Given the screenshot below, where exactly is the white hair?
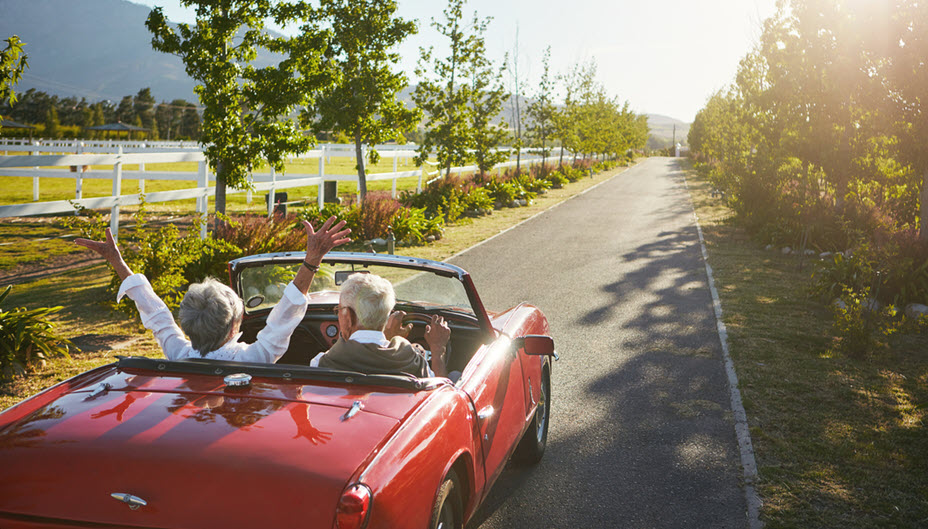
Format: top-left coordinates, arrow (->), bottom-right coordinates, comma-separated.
178,277 -> 244,355
339,273 -> 395,330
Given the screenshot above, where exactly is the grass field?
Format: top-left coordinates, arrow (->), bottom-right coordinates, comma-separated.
0,160 -> 626,410
0,155 -> 423,207
685,162 -> 928,528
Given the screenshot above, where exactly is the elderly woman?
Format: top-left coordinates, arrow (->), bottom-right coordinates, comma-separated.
75,217 -> 350,363
309,272 -> 451,378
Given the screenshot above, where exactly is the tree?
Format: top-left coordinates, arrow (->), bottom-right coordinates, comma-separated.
180,102 -> 201,140
115,95 -> 134,124
133,88 -> 156,130
90,103 -> 105,139
146,1 -> 333,214
526,46 -> 557,168
154,101 -> 173,140
414,0 -> 487,177
44,106 -> 60,139
312,0 -> 420,204
508,26 -> 525,171
887,0 -> 928,240
0,36 -> 28,126
465,17 -> 507,177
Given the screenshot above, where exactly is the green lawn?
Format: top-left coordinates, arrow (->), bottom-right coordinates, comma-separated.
0,155 -> 424,208
685,162 -> 928,528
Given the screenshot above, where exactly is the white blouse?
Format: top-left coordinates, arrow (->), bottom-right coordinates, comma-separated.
118,274 -> 308,363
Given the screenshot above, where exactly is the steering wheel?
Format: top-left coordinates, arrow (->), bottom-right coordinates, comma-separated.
401,313 -> 434,326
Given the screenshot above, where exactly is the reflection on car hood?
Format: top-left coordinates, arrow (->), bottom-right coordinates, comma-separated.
0,368 -> 431,528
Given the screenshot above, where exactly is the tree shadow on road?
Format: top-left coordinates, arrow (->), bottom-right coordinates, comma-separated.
469,161 -> 749,528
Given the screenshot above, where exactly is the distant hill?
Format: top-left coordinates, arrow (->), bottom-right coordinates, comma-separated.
1,0 -> 689,144
646,114 -> 690,149
0,0 -> 279,103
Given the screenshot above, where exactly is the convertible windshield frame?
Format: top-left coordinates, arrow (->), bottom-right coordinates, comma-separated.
229,251 -> 495,335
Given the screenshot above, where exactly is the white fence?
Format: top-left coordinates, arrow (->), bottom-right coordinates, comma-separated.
0,141 -> 560,239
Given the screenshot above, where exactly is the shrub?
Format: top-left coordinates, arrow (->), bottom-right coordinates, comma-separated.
298,202 -> 347,229
58,202 -> 108,240
214,213 -> 306,255
461,185 -> 494,213
484,179 -> 519,206
512,173 -> 550,194
830,286 -> 901,358
356,194 -> 401,241
545,171 -> 568,188
811,253 -> 874,303
0,285 -> 73,379
391,206 -> 444,244
400,175 -> 468,223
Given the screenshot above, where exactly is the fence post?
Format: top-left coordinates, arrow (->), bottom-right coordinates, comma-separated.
197,161 -> 208,239
139,159 -> 146,194
416,169 -> 423,193
317,145 -> 325,210
267,166 -> 277,217
75,142 -> 83,214
110,145 -> 123,240
32,142 -> 39,201
246,174 -> 253,204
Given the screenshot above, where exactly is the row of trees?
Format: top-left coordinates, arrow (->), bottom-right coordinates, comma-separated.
0,88 -> 202,140
3,0 -> 647,212
690,0 -> 927,240
688,0 -> 928,305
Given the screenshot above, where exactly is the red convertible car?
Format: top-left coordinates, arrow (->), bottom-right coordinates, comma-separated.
0,252 -> 556,529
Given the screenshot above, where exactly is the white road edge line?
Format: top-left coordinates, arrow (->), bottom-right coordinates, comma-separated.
682,171 -> 763,529
447,160 -> 645,262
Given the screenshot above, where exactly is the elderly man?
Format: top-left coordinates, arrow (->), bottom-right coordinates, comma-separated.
310,272 -> 451,378
75,217 -> 351,363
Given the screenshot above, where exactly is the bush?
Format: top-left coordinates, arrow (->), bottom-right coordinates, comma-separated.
356,194 -> 401,241
0,285 -> 73,379
811,253 -> 874,303
830,286 -> 901,358
214,213 -> 306,255
298,202 -> 347,230
401,175 -> 469,223
391,207 -> 444,244
461,185 -> 494,213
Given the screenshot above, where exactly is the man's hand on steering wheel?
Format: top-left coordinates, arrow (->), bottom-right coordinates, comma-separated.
384,310 -> 413,339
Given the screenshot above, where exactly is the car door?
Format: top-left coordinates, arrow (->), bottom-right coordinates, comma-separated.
459,336 -> 527,490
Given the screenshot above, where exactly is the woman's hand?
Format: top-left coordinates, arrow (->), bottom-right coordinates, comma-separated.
74,228 -> 133,280
303,216 -> 351,265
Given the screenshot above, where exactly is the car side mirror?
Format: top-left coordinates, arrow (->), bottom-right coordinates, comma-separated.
513,335 -> 556,358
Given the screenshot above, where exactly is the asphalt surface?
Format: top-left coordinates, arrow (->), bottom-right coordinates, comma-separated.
451,158 -> 748,528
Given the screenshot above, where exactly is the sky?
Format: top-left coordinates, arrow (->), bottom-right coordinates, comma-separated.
131,0 -> 778,123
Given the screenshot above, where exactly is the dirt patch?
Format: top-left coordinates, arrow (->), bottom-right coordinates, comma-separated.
70,333 -> 140,353
0,249 -> 103,287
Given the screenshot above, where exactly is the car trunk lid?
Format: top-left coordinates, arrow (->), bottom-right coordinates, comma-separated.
0,368 -> 429,528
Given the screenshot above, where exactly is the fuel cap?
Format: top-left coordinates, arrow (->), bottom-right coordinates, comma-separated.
224,373 -> 252,387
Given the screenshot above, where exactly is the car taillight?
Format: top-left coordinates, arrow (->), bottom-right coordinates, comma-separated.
335,483 -> 372,529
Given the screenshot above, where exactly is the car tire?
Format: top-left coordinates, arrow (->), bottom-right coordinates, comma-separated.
515,363 -> 550,464
430,468 -> 463,529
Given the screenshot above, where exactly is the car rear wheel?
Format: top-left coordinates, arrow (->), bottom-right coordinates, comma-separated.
430,469 -> 463,529
515,364 -> 550,464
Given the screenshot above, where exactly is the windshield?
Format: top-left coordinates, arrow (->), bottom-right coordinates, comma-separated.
239,261 -> 475,316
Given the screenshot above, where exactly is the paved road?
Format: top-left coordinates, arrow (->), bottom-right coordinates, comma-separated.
450,158 -> 748,528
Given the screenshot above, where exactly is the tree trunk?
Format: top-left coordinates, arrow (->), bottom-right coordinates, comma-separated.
215,160 -> 227,216
355,133 -> 367,205
920,167 -> 928,242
